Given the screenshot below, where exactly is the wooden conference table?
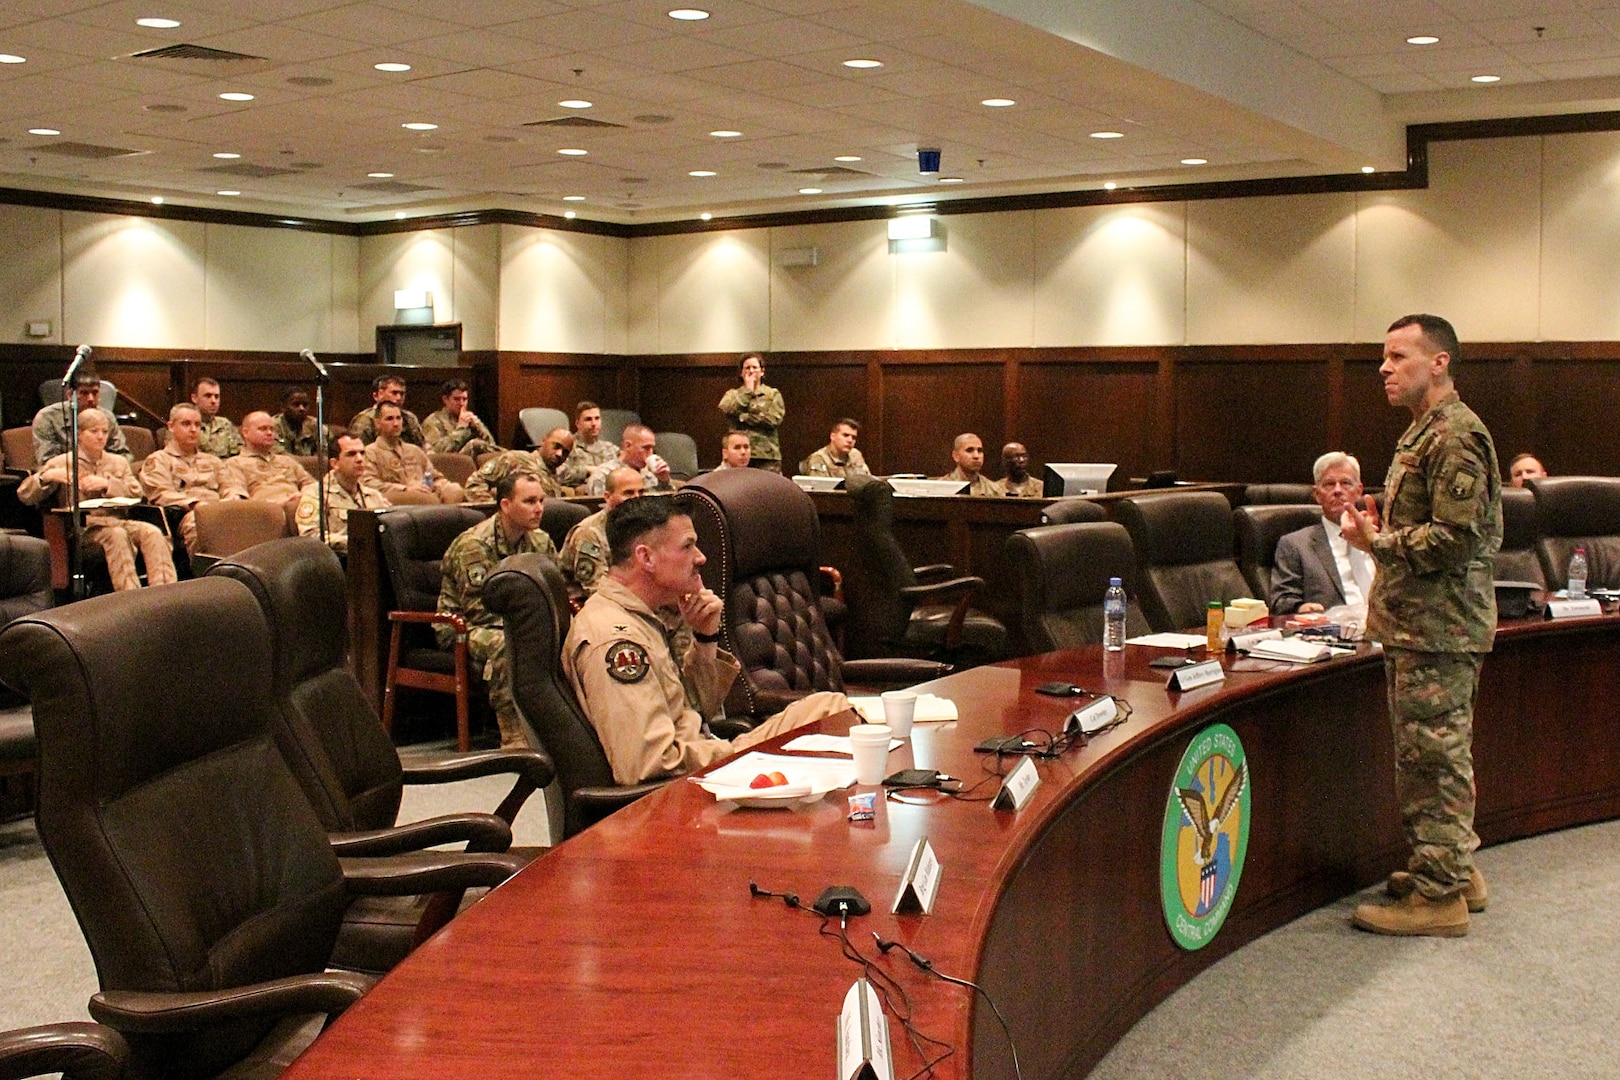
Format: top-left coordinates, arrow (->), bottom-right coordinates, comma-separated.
285,611 -> 1620,1080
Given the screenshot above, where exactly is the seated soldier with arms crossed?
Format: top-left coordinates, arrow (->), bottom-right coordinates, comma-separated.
139,402 -> 226,555
220,411 -> 317,511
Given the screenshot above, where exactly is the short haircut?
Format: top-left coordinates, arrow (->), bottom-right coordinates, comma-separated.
607,495 -> 682,565
376,401 -> 403,419
953,432 -> 981,451
1312,451 -> 1362,485
440,378 -> 469,396
372,374 -> 406,392
190,376 -> 218,393
77,407 -> 110,432
1388,314 -> 1461,364
575,400 -> 599,420
605,464 -> 641,495
168,402 -> 201,422
1510,452 -> 1542,468
721,430 -> 749,449
833,418 -> 859,433
281,386 -> 308,405
329,429 -> 359,461
495,467 -> 541,503
72,368 -> 101,390
621,422 -> 654,446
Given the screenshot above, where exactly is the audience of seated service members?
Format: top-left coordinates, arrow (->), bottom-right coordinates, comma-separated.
437,469 -> 556,749
18,407 -> 176,591
1270,451 -> 1376,616
803,418 -> 870,478
1509,453 -> 1547,488
191,376 -> 243,459
297,431 -> 389,555
362,402 -> 465,504
995,442 -> 1043,497
139,402 -> 226,554
559,465 -> 645,593
558,401 -> 618,488
271,387 -> 319,456
718,352 -> 785,473
715,431 -> 751,470
465,430 -> 575,502
562,496 -> 848,785
220,411 -> 317,510
33,366 -> 132,464
423,378 -> 501,457
350,374 -> 426,446
936,432 -> 997,495
586,423 -> 675,496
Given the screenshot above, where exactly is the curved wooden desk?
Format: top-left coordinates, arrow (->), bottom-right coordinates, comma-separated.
284,614 -> 1620,1080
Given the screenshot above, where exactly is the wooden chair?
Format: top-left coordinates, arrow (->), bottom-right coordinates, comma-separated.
118,425 -> 154,464
429,452 -> 476,487
1,427 -> 35,474
190,500 -> 292,574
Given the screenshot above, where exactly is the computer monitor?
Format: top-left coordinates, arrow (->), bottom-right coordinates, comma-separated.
1043,463 -> 1118,497
888,478 -> 970,497
792,475 -> 845,492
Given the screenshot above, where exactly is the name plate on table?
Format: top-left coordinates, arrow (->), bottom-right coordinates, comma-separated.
891,838 -> 941,915
838,978 -> 893,1080
1546,598 -> 1603,620
1167,659 -> 1225,692
992,756 -> 1041,811
1067,696 -> 1117,736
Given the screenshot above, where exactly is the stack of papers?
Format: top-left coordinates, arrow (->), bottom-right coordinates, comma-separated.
1247,638 -> 1343,664
1125,632 -> 1209,649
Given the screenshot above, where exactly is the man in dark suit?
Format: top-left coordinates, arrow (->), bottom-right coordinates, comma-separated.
1270,451 -> 1375,615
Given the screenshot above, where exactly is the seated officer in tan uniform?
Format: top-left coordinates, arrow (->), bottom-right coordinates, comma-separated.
219,411 -> 316,510
562,496 -> 848,786
297,431 -> 390,554
993,442 -> 1043,497
934,433 -> 998,496
558,464 -> 644,593
362,402 -> 465,504
139,402 -> 226,554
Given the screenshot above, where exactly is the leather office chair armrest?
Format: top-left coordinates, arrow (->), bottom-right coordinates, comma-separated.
339,851 -> 528,894
387,609 -> 468,634
709,718 -> 755,740
401,748 -> 555,825
899,575 -> 984,648
328,812 -> 513,857
912,563 -> 960,583
571,784 -> 668,829
839,658 -> 951,687
0,1022 -> 128,1080
818,565 -> 844,600
88,972 -> 375,1034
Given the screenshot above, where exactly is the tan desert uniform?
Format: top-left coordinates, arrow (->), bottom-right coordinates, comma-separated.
803,445 -> 869,478
197,414 -> 243,459
558,507 -> 611,593
296,473 -> 390,554
362,435 -> 465,503
559,438 -> 618,488
464,451 -> 566,502
350,406 -> 425,447
585,458 -> 673,496
937,466 -> 998,497
220,448 -> 315,504
139,443 -> 226,552
272,414 -> 319,456
19,451 -> 176,591
995,474 -> 1044,498
423,408 -> 500,457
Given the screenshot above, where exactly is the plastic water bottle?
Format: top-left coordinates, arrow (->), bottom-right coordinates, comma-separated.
1568,546 -> 1589,599
1104,577 -> 1127,652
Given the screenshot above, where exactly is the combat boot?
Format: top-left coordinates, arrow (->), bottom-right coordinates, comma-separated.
1352,891 -> 1469,937
1386,866 -> 1489,912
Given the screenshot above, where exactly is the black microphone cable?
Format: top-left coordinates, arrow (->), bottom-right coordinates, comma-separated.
874,933 -> 1023,1080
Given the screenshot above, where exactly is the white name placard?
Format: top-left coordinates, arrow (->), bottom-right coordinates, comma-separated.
1167,659 -> 1226,692
992,756 -> 1041,811
892,838 -> 941,915
1068,696 -> 1117,736
838,978 -> 893,1080
1546,598 -> 1603,620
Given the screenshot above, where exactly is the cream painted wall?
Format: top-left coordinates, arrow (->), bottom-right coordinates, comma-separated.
768,219 -> 893,351
1034,202 -> 1187,347
204,223 -> 351,352
1541,130 -> 1620,341
634,230 -> 772,354
0,205 -> 63,346
358,229 -> 456,343
62,211 -> 206,348
499,225 -> 628,354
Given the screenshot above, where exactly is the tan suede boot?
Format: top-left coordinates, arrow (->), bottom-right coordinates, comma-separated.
1352,891 -> 1470,937
1386,866 -> 1489,912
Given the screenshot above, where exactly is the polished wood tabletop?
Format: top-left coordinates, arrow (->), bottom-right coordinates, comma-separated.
284,612 -> 1620,1080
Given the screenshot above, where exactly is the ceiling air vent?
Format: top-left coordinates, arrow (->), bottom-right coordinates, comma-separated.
35,141 -> 147,159
523,116 -> 626,129
353,180 -> 438,194
790,166 -> 872,178
200,163 -> 298,178
130,44 -> 265,62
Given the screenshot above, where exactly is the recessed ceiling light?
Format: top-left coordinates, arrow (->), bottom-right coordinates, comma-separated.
798,187 -> 822,195
710,130 -> 742,138
151,196 -> 164,204
219,92 -> 255,101
402,122 -> 438,130
981,98 -> 1015,107
668,8 -> 709,19
689,169 -> 716,176
843,59 -> 882,69
0,54 -> 25,64
27,128 -> 59,136
367,171 -> 394,178
216,190 -> 240,196
213,152 -> 240,159
1180,157 -> 1207,165
1471,74 -> 1501,83
1406,35 -> 1439,45
834,155 -> 862,162
1362,165 -> 1376,174
938,176 -> 964,183
564,211 -> 576,219
557,147 -> 588,155
374,62 -> 411,72
1103,182 -> 1117,190
1090,130 -> 1125,139
558,99 -> 592,109
700,212 -> 712,220
136,17 -> 181,28
563,195 -> 586,201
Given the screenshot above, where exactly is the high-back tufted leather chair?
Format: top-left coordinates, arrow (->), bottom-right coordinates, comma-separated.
1243,483 -> 1315,505
1006,522 -> 1151,654
1528,476 -> 1620,589
1115,491 -> 1253,632
484,553 -> 667,840
1040,498 -> 1108,525
1494,485 -> 1546,588
1233,503 -> 1324,602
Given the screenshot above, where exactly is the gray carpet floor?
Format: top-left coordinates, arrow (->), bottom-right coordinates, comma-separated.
2,764 -> 1614,1078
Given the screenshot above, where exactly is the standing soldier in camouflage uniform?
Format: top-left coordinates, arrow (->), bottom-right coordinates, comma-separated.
717,353 -> 785,473
1343,314 -> 1501,937
559,465 -> 644,592
437,469 -> 557,749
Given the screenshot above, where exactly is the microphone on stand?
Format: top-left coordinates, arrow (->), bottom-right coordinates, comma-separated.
300,349 -> 329,546
62,345 -> 93,600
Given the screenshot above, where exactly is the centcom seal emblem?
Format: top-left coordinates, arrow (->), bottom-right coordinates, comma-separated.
1160,723 -> 1250,951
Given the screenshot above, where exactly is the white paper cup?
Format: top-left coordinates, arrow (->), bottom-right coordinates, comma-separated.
848,723 -> 892,785
880,690 -> 918,738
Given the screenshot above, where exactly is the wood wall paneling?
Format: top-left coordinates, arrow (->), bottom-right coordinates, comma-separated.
880,360 -> 1006,477
1532,356 -> 1620,478
1016,359 -> 1162,482
496,352 -> 628,449
1173,358 -> 1334,483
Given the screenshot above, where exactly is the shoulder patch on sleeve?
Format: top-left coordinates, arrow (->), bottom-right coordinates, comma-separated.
605,639 -> 650,683
1447,466 -> 1478,501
